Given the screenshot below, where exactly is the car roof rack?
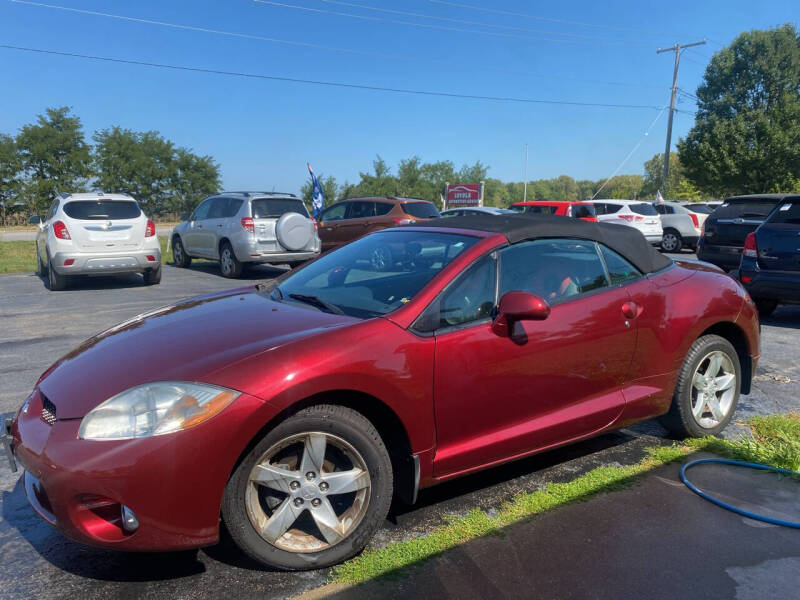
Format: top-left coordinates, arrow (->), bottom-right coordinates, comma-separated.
221,191 -> 297,198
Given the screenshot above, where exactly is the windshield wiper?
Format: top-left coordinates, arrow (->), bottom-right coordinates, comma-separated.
288,293 -> 344,315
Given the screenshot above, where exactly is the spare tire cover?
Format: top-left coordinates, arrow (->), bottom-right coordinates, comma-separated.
276,212 -> 314,251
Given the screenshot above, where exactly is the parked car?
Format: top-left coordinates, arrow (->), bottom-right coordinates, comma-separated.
441,206 -> 515,217
172,192 -> 320,278
317,197 -> 440,253
737,196 -> 800,316
511,201 -> 598,221
592,200 -> 663,244
680,202 -> 720,228
653,201 -> 701,252
6,214 -> 759,571
697,194 -> 786,272
31,192 -> 161,290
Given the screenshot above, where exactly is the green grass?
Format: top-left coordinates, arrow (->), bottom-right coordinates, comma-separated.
0,238 -> 173,274
332,414 -> 800,585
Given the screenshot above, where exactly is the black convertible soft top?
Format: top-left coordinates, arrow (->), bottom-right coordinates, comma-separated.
407,213 -> 673,274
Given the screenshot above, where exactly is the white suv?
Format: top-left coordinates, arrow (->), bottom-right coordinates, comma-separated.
592,200 -> 663,245
32,192 -> 161,290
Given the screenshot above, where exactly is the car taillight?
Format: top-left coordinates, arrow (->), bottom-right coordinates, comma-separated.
53,220 -> 71,240
393,217 -> 414,225
619,214 -> 643,222
689,213 -> 699,228
743,232 -> 758,258
241,217 -> 255,234
145,220 -> 156,237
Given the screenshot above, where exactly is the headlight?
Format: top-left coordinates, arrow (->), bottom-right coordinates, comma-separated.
78,382 -> 240,440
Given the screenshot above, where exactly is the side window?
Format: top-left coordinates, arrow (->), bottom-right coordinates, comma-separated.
593,203 -> 606,216
415,255 -> 496,332
606,204 -> 622,214
347,201 -> 375,219
46,200 -> 59,221
191,198 -> 213,221
525,205 -> 556,215
499,239 -> 609,304
655,204 -> 666,214
208,197 -> 229,219
768,202 -> 800,225
225,198 -> 243,218
599,245 -> 642,284
321,203 -> 347,222
374,202 -> 393,216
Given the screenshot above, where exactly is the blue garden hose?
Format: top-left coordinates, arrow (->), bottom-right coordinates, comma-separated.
680,458 -> 800,529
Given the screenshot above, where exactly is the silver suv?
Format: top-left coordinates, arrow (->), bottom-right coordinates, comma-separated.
32,192 -> 161,291
172,192 -> 320,278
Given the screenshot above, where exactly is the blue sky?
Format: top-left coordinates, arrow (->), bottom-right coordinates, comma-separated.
1,0 -> 797,195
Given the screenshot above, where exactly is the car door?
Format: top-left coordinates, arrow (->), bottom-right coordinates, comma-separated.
202,197 -> 229,258
336,201 -> 374,241
318,203 -> 349,252
430,239 -> 637,476
183,197 -> 214,255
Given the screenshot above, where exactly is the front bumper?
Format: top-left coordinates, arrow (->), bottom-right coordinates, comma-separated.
51,248 -> 161,275
10,388 -> 272,551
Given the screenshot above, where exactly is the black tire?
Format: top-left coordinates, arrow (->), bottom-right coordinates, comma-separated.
143,265 -> 162,285
36,244 -> 46,277
659,334 -> 740,438
660,229 -> 683,253
219,241 -> 243,278
755,299 -> 777,318
172,236 -> 192,268
47,258 -> 67,291
222,404 -> 393,571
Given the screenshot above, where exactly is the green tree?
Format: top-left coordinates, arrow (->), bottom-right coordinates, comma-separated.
169,148 -> 221,214
679,24 -> 800,195
0,134 -> 22,206
16,107 -> 92,215
595,174 -> 643,199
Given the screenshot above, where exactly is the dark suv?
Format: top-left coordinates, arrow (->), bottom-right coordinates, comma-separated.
737,196 -> 800,316
317,197 -> 441,253
696,194 -> 786,271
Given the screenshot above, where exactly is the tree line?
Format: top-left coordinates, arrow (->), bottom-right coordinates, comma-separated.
0,107 -> 220,223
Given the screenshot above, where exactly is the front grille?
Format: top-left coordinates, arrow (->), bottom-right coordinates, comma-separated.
41,395 -> 57,425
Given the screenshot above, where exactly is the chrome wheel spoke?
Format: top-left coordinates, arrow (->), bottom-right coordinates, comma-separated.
300,433 -> 327,474
707,394 -> 724,421
310,498 -> 344,545
692,372 -> 707,392
706,354 -> 723,378
252,464 -> 300,493
714,373 -> 736,392
693,393 -> 707,418
321,468 -> 369,495
261,499 -> 303,543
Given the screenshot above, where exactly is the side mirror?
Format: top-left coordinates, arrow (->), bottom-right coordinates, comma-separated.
180,213 -> 190,221
28,215 -> 41,225
491,291 -> 550,337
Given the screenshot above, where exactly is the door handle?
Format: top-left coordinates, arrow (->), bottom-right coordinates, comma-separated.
217,224 -> 223,228
197,224 -> 203,228
621,301 -> 640,319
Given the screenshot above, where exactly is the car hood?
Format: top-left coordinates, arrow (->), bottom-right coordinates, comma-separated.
38,287 -> 359,419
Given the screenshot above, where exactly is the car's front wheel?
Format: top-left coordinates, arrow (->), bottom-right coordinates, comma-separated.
660,334 -> 740,437
222,405 -> 393,570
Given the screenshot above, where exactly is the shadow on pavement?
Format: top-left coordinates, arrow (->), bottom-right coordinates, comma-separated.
760,306 -> 800,330
180,262 -> 289,281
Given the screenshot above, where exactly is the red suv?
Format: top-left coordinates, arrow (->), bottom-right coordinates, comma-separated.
512,201 -> 597,222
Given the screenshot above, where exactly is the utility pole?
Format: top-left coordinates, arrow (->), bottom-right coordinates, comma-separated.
657,39 -> 705,196
523,142 -> 529,202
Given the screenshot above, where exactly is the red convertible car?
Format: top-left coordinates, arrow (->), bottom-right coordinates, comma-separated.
4,214 -> 759,570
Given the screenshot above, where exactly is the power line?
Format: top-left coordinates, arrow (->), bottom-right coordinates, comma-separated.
252,0 -> 621,45
0,43 -> 668,110
592,106 -> 668,200
426,0 -> 697,38
317,0 -> 646,43
10,1 -> 667,90
677,88 -> 699,101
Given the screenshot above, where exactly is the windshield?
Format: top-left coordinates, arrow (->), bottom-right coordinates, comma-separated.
251,197 -> 309,219
272,230 -> 479,318
63,200 -> 141,220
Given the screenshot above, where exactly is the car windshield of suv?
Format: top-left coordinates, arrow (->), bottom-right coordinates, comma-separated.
714,200 -> 779,219
63,200 -> 141,220
271,230 -> 479,318
402,202 -> 441,219
630,203 -> 658,216
251,198 -> 309,219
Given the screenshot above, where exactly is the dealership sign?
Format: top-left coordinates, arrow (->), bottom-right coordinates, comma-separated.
445,183 -> 483,208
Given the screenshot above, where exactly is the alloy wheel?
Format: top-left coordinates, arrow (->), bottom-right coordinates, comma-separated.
173,240 -> 184,263
690,350 -> 737,429
221,248 -> 233,275
662,233 -> 679,252
245,432 -> 371,553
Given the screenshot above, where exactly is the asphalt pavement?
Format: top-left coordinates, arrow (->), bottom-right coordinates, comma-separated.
0,254 -> 798,599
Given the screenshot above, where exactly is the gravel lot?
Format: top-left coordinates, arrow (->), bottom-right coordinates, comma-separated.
0,257 -> 798,599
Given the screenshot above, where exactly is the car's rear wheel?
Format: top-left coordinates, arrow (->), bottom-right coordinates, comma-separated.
755,299 -> 777,318
172,236 -> 192,268
220,242 -> 243,278
660,229 -> 683,253
143,265 -> 162,285
660,335 -> 740,437
47,257 -> 68,291
222,405 -> 393,570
